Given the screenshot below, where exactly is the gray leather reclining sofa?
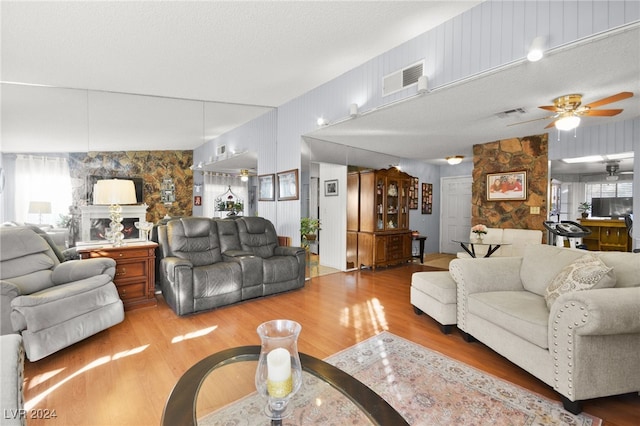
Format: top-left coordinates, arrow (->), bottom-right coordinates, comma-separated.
158,216 -> 306,316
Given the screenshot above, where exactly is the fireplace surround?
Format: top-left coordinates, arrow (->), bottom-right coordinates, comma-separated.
80,205 -> 147,243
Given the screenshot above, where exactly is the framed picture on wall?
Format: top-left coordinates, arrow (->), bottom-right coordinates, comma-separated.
409,177 -> 419,209
324,179 -> 338,196
421,183 -> 433,214
486,171 -> 527,201
258,174 -> 275,201
277,169 -> 299,201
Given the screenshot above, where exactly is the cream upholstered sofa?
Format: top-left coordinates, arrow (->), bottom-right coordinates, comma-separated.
449,244 -> 640,414
456,228 -> 542,258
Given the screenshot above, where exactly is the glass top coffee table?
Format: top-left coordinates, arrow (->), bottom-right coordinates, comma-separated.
452,239 -> 510,258
162,345 -> 407,426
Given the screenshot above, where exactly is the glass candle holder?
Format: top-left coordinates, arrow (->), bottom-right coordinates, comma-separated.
134,221 -> 153,241
255,319 -> 302,421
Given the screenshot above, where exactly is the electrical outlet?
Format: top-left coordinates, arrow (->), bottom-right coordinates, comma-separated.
530,206 -> 540,215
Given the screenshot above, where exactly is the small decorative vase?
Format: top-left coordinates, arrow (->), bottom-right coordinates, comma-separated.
255,319 -> 302,421
475,233 -> 484,243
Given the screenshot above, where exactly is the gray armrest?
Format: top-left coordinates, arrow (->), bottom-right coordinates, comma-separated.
161,257 -> 193,282
274,246 -> 305,257
51,258 -> 116,284
1,281 -> 20,334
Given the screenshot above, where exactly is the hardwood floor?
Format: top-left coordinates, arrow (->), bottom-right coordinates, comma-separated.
23,263 -> 638,425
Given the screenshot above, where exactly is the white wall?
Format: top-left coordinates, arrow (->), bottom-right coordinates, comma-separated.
318,163 -> 347,270
192,0 -> 640,249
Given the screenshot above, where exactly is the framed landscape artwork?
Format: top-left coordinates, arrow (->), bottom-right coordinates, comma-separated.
258,174 -> 275,201
486,171 -> 527,201
277,169 -> 299,201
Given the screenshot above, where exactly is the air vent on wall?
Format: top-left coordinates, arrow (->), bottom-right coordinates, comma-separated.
383,61 -> 424,97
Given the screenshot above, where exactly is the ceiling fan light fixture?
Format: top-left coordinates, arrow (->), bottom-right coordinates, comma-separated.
240,169 -> 250,182
446,155 -> 464,165
555,115 -> 581,131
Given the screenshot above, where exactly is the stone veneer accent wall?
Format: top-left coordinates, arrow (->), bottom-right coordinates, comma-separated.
69,151 -> 193,223
472,134 -> 548,232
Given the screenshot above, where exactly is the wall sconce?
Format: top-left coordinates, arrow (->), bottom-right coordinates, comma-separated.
527,36 -> 546,62
349,103 -> 358,118
446,156 -> 464,165
417,75 -> 428,94
194,183 -> 203,193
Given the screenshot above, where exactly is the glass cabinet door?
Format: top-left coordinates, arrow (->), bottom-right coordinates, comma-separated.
398,179 -> 409,229
386,178 -> 399,230
376,178 -> 385,231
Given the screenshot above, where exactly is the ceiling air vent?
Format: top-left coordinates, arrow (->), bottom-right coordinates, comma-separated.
383,61 -> 424,97
495,107 -> 526,119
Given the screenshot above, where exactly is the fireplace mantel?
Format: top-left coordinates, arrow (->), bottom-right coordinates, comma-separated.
80,205 -> 148,243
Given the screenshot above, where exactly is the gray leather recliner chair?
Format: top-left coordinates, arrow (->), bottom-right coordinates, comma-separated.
0,227 -> 124,361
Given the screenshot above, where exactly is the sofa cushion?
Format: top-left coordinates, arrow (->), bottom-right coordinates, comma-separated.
544,253 -> 617,309
468,290 -> 549,349
596,251 -> 640,288
520,245 -> 586,296
499,229 -> 543,257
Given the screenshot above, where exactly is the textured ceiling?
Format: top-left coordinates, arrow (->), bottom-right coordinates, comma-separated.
1,1 -> 479,152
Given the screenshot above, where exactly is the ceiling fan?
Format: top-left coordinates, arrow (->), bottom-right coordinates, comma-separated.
510,91 -> 634,131
237,168 -> 257,181
603,161 -> 634,181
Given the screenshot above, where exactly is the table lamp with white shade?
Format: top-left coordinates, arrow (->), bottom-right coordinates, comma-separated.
93,179 -> 137,246
28,201 -> 52,224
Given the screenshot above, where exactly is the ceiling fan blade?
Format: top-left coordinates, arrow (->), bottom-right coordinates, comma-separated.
584,91 -> 633,109
544,120 -> 557,129
580,109 -> 623,117
538,105 -> 559,112
506,115 -> 555,127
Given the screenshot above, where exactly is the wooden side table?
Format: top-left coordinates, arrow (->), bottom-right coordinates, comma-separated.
78,241 -> 158,310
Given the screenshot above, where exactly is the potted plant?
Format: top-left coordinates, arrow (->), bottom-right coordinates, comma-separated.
300,217 -> 321,244
578,202 -> 591,218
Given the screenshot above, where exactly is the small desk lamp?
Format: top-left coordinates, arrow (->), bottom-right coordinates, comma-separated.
93,179 -> 137,246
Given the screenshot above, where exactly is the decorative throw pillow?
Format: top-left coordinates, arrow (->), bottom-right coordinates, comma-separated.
544,253 -> 617,309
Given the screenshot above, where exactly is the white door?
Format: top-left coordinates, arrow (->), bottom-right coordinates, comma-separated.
440,176 -> 472,254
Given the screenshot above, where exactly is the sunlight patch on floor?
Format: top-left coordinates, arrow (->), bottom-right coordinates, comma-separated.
25,344 -> 149,410
28,368 -> 65,390
171,325 -> 218,343
340,297 -> 389,341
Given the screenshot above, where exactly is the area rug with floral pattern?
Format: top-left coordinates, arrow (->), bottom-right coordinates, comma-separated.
199,331 -> 601,425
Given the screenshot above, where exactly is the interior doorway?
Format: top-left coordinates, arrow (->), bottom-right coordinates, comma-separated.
440,176 -> 472,254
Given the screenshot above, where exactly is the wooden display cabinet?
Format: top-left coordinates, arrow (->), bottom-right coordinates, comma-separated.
78,241 -> 158,310
350,168 -> 414,269
579,218 -> 631,252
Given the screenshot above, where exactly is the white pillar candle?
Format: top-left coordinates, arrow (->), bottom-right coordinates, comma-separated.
266,347 -> 292,397
267,347 -> 291,381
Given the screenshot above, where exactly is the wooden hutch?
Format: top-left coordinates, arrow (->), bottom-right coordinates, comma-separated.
348,167 -> 414,269
578,218 -> 632,252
